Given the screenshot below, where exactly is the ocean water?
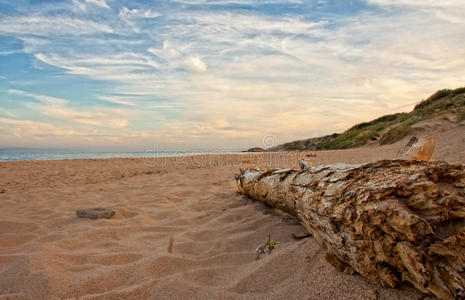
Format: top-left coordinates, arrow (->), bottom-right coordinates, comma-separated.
0,150 -> 244,162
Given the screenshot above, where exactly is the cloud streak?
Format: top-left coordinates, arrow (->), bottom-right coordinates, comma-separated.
8,89 -> 130,129
0,16 -> 113,37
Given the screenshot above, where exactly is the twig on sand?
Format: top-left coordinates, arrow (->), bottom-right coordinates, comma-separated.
168,237 -> 174,254
272,208 -> 292,223
280,215 -> 290,223
292,232 -> 312,240
255,234 -> 280,260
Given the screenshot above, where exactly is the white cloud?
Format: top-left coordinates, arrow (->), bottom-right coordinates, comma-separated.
39,103 -> 129,129
0,108 -> 16,118
85,0 -> 110,9
3,1 -> 465,149
173,0 -> 304,5
7,89 -> 26,95
366,0 -> 463,8
0,116 -> 147,150
0,117 -> 76,138
98,95 -> 137,106
34,52 -> 159,80
72,0 -> 110,11
0,16 -> 113,37
8,90 -> 130,129
30,7 -> 465,146
119,7 -> 160,19
186,56 -> 207,73
8,89 -> 67,106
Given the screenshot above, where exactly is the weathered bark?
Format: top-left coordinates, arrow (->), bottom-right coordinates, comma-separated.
236,160 -> 465,299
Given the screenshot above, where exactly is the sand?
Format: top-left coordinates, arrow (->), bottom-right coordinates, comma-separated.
0,127 -> 464,299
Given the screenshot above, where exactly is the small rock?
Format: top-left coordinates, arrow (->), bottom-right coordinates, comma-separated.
76,208 -> 115,219
299,158 -> 309,171
245,147 -> 265,152
0,188 -> 5,194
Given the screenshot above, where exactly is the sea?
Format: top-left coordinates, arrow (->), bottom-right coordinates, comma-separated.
0,149 -> 245,162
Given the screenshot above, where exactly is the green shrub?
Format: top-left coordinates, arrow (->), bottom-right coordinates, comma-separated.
414,89 -> 452,111
349,113 -> 403,131
451,87 -> 465,96
371,113 -> 403,123
379,127 -> 411,144
378,120 -> 418,145
459,111 -> 465,122
273,87 -> 465,151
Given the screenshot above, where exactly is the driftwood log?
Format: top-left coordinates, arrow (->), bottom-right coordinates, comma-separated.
236,160 -> 465,299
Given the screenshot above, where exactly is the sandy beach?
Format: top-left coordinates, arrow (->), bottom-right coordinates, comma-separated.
0,131 -> 464,299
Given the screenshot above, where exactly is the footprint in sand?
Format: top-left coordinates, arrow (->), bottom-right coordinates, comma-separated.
0,221 -> 39,247
113,208 -> 139,219
94,253 -> 143,266
182,266 -> 242,287
0,221 -> 38,234
0,234 -> 38,247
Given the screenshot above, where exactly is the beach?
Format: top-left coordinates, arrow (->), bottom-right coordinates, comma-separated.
2,0 -> 465,297
0,137 -> 464,299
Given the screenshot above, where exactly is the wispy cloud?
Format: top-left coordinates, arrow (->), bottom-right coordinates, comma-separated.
72,0 -> 110,11
0,108 -> 16,118
366,0 -> 463,8
186,56 -> 207,73
0,16 -> 113,37
84,0 -> 109,9
8,89 -> 130,129
119,7 -> 160,19
0,117 -> 76,139
172,0 -> 305,5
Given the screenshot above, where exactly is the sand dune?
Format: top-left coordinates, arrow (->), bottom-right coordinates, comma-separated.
1,132 -> 463,299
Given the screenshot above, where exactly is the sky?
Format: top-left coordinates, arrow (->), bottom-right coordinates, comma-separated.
0,0 -> 464,151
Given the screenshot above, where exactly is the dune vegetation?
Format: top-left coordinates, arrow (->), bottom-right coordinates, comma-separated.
270,87 -> 465,151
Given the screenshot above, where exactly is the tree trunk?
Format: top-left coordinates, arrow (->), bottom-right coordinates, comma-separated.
236,160 -> 465,299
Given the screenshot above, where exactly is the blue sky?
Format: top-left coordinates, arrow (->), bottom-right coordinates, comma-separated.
0,0 -> 464,151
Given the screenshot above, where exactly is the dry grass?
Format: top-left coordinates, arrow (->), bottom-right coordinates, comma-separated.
272,87 -> 465,151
